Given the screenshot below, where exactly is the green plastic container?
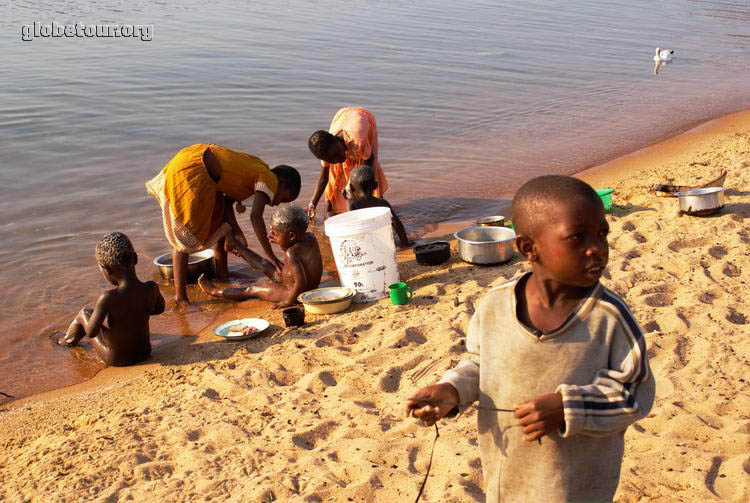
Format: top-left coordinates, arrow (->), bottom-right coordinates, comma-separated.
596,189 -> 615,212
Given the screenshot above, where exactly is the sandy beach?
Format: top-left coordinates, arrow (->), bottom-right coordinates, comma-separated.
1,110 -> 749,502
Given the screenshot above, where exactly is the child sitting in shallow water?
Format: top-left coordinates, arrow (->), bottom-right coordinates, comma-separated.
346,165 -> 411,248
54,232 -> 165,366
198,205 -> 322,309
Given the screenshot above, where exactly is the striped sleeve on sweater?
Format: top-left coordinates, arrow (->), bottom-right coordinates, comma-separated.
556,289 -> 655,438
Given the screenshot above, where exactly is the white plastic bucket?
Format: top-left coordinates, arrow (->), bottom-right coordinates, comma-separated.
324,207 -> 400,302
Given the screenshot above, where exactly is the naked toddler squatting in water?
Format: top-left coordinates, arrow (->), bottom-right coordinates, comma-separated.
198,205 -> 322,309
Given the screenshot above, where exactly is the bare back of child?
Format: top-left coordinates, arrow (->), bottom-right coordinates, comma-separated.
199,205 -> 323,309
54,233 -> 165,366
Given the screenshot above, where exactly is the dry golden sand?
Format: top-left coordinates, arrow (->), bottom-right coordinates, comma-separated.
1,111 -> 749,503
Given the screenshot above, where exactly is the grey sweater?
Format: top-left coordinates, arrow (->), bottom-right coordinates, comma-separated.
439,274 -> 655,503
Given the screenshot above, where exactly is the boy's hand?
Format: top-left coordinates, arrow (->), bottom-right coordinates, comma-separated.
404,383 -> 460,427
514,392 -> 564,442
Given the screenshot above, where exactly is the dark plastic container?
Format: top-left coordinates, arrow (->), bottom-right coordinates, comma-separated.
414,241 -> 451,266
283,307 -> 305,327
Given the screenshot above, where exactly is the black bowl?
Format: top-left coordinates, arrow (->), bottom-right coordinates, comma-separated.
283,307 -> 305,327
414,241 -> 451,266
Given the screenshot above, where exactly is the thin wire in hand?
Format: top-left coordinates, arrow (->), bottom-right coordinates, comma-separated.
415,423 -> 439,503
407,397 -> 514,413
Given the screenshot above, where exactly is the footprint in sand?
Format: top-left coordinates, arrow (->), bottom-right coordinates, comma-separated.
722,262 -> 741,278
379,367 -> 403,393
668,237 -> 706,252
625,249 -> 641,259
318,371 -> 337,387
673,336 -> 690,368
622,221 -> 636,232
642,284 -> 675,308
633,232 -> 647,244
725,309 -> 747,325
391,327 -> 427,348
460,480 -> 485,502
642,320 -> 660,332
709,245 -> 728,259
291,421 -> 339,450
407,446 -> 419,474
202,388 -> 220,400
379,357 -> 425,392
698,291 -> 719,305
134,462 -> 174,481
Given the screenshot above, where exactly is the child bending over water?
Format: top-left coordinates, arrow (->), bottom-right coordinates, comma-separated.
346,165 -> 411,248
54,232 -> 165,366
199,205 -> 322,309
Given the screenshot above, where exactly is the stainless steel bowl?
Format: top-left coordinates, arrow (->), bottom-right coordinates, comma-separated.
454,226 -> 516,264
154,249 -> 215,282
675,187 -> 725,216
476,215 -> 506,227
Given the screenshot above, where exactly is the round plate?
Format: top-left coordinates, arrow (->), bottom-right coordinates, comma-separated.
213,318 -> 270,340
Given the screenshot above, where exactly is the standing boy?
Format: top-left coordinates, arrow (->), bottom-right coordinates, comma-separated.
405,175 -> 655,502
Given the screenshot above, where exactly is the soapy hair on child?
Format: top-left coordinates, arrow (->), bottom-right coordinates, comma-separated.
272,205 -> 309,234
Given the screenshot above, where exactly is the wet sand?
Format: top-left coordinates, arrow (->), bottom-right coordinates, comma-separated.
1,110 -> 749,502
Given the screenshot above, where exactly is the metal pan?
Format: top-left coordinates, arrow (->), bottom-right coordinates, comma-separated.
675,187 -> 725,216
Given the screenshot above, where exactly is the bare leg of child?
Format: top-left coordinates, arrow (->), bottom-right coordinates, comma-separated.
88,333 -> 117,366
198,275 -> 287,303
58,308 -> 93,346
213,236 -> 229,281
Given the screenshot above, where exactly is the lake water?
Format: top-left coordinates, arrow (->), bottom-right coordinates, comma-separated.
2,0 -> 750,398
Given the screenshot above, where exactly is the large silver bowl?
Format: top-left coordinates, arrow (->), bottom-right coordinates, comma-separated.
454,226 -> 516,265
154,249 -> 215,282
675,187 -> 725,216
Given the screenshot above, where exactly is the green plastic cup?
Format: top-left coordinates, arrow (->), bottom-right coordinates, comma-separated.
389,282 -> 413,305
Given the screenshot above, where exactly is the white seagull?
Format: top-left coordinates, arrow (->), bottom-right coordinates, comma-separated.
653,47 -> 674,75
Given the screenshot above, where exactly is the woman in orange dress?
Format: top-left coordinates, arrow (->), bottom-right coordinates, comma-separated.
146,144 -> 300,305
307,107 -> 388,219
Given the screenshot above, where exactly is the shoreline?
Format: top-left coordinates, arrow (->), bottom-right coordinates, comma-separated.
2,107 -> 747,402
4,108 -> 749,408
2,108 -> 748,502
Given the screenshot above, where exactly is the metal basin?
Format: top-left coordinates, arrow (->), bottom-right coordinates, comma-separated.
476,215 -> 506,227
454,226 -> 516,264
154,249 -> 215,282
675,187 -> 725,216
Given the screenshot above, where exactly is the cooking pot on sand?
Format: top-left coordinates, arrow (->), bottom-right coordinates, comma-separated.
675,187 -> 725,216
